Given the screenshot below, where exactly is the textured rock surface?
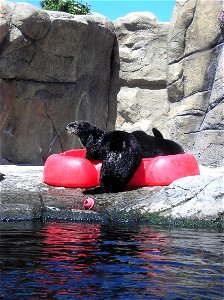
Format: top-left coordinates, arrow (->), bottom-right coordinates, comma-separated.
1,165 -> 223,224
0,1 -> 115,164
1,0 -> 223,167
111,12 -> 170,134
132,175 -> 224,220
167,0 -> 224,166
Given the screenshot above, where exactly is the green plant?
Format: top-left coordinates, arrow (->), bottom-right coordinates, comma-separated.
40,0 -> 91,15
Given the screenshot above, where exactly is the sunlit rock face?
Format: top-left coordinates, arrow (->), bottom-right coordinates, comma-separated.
112,1 -> 223,167
112,12 -> 170,135
166,0 -> 224,166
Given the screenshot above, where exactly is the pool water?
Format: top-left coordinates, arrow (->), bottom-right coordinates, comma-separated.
0,222 -> 223,299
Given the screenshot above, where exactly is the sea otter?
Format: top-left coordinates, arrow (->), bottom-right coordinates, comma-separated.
132,128 -> 184,158
66,121 -> 141,194
66,121 -> 184,194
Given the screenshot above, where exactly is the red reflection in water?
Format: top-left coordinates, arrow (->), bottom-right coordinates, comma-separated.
33,223 -> 171,298
38,223 -> 101,262
34,223 -> 101,298
134,227 -> 168,279
136,227 -> 173,297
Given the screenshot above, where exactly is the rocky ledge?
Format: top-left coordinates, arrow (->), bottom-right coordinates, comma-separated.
0,165 -> 223,227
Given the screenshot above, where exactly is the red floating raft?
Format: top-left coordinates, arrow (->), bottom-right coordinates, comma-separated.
43,149 -> 200,188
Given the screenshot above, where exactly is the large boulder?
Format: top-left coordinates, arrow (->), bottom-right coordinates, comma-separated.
0,1 -> 115,164
167,0 -> 224,166
110,12 -> 170,134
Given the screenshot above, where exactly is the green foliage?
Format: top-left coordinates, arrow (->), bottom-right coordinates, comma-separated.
40,0 -> 91,15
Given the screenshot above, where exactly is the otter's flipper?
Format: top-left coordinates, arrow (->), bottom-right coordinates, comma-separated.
152,128 -> 164,139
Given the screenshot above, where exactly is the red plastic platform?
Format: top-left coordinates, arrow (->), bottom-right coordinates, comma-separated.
43,149 -> 200,188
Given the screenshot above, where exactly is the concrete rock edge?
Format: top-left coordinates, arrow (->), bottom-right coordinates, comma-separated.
0,165 -> 223,226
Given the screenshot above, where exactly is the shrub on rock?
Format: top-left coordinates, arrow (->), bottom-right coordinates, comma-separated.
40,0 -> 91,15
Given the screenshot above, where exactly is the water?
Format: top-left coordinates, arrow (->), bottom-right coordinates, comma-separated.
0,222 -> 223,300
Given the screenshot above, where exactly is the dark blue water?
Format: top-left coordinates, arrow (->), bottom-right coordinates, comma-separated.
0,222 -> 223,300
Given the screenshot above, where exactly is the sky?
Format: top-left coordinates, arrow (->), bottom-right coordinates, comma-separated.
10,0 -> 175,22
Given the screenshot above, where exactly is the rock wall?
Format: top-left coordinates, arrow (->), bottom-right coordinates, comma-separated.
167,0 -> 224,166
0,1 -> 115,164
111,12 -> 169,134
0,0 -> 223,167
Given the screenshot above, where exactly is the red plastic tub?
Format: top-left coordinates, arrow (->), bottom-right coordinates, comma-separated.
43,149 -> 200,188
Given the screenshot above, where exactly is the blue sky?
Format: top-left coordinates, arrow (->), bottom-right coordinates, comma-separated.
10,0 -> 175,22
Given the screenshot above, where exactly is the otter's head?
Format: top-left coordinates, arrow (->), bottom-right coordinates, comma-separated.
66,121 -> 92,136
66,120 -> 96,147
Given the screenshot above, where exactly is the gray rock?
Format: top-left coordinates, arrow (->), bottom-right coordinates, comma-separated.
167,0 -> 224,166
1,165 -> 223,225
133,175 -> 224,221
0,0 -> 14,43
0,3 -> 114,82
111,12 -> 170,134
115,87 -> 169,134
0,78 -> 111,164
0,2 -> 115,164
12,2 -> 51,40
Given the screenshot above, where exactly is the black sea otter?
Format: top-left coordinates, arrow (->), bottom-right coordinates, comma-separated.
66,121 -> 141,194
66,121 -> 184,194
132,128 -> 184,158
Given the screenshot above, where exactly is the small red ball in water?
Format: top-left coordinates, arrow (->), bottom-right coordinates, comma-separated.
83,197 -> 94,210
